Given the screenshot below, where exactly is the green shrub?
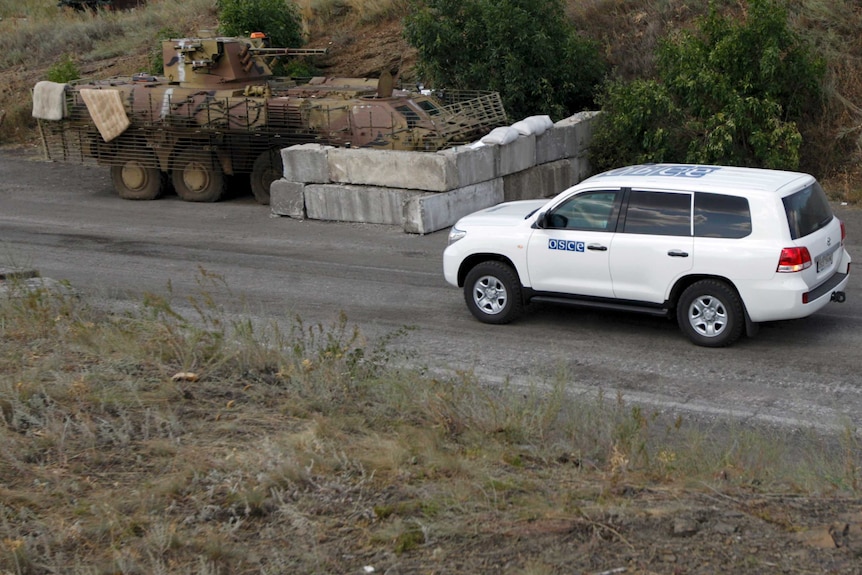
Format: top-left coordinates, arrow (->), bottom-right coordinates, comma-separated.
590,0 -> 824,172
403,0 -> 606,121
149,27 -> 181,75
46,54 -> 79,83
216,0 -> 303,49
588,79 -> 687,172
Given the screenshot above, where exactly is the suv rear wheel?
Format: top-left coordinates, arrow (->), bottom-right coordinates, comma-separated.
463,261 -> 524,324
677,280 -> 744,347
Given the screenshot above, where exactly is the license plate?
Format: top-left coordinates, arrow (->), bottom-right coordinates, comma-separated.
816,251 -> 833,273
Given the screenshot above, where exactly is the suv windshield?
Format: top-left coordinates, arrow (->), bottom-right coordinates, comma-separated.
782,182 -> 833,240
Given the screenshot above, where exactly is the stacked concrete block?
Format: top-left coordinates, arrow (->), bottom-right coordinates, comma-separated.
502,159 -> 573,202
554,111 -> 600,158
437,144 -> 497,188
535,124 -> 568,165
280,143 -> 331,183
569,155 -> 592,186
305,184 -> 426,225
271,111 -> 600,234
270,180 -> 307,219
272,143 -> 332,219
404,179 -> 504,235
498,134 -> 536,177
327,148 -> 458,192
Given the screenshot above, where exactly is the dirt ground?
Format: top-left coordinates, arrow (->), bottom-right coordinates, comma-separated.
310,486 -> 862,574
304,18 -> 418,82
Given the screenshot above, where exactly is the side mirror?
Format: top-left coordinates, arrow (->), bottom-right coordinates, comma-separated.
533,212 -> 547,229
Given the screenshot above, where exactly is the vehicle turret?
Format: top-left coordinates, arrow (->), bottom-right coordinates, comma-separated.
162,32 -> 326,89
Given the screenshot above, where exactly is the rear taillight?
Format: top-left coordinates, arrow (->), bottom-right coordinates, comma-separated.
841,219 -> 846,245
777,247 -> 812,273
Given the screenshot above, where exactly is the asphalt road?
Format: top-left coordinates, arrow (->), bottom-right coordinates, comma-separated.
3,146 -> 862,433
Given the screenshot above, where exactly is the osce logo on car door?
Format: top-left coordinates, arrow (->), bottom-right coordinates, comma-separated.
548,239 -> 585,252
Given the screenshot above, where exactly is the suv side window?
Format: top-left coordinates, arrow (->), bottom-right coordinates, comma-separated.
622,190 -> 692,236
546,190 -> 619,231
783,181 -> 834,240
694,192 -> 752,238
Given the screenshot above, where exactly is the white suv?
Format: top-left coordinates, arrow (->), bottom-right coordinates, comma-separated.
443,164 -> 852,346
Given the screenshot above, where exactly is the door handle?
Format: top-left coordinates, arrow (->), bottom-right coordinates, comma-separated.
667,249 -> 689,257
587,244 -> 608,251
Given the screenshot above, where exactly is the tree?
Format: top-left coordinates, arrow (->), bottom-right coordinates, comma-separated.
590,0 -> 824,172
403,0 -> 605,121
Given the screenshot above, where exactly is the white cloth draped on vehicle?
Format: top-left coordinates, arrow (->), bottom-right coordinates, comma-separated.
32,81 -> 68,121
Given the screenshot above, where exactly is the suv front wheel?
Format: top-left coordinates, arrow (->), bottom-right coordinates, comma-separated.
464,261 -> 524,324
677,280 -> 744,347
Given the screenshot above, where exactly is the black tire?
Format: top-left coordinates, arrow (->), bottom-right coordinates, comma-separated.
171,149 -> 225,202
110,159 -> 163,200
463,261 -> 524,324
676,279 -> 744,347
250,149 -> 283,205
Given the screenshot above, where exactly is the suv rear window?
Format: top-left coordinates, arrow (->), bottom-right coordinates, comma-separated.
694,192 -> 751,238
783,182 -> 834,240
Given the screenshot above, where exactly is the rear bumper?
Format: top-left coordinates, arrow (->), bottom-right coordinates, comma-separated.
806,270 -> 849,303
743,268 -> 850,322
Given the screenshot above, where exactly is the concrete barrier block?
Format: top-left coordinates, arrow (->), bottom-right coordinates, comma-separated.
404,178 -> 504,235
281,143 -> 332,184
305,184 -> 425,225
569,155 -> 593,184
328,148 -> 458,192
437,143 -> 498,188
498,134 -> 536,177
554,111 -> 601,157
270,179 -> 306,219
535,125 -> 568,165
502,160 -> 572,202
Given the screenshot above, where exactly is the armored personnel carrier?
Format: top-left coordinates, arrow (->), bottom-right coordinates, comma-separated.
33,32 -> 508,203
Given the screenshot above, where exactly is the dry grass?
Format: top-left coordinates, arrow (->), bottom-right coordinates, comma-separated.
295,0 -> 408,29
0,0 -> 218,69
0,0 -> 220,145
0,271 -> 859,573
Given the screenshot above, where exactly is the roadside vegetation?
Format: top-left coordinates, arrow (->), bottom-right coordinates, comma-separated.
588,0 -> 822,173
403,0 -> 606,121
1,274 -> 860,573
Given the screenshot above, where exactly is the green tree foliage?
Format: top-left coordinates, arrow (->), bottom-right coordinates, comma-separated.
590,0 -> 824,172
216,0 -> 303,49
403,0 -> 605,121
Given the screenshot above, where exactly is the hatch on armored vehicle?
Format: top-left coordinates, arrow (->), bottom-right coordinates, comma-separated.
33,32 -> 508,204
58,0 -> 146,11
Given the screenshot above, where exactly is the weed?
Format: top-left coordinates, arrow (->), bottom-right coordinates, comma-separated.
393,521 -> 425,553
45,54 -> 79,82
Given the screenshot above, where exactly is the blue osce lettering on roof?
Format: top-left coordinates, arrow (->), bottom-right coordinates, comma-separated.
548,239 -> 585,252
598,165 -> 721,178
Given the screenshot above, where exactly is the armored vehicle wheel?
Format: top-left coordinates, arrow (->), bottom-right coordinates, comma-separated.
250,149 -> 283,205
111,160 -> 163,200
171,149 -> 225,202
